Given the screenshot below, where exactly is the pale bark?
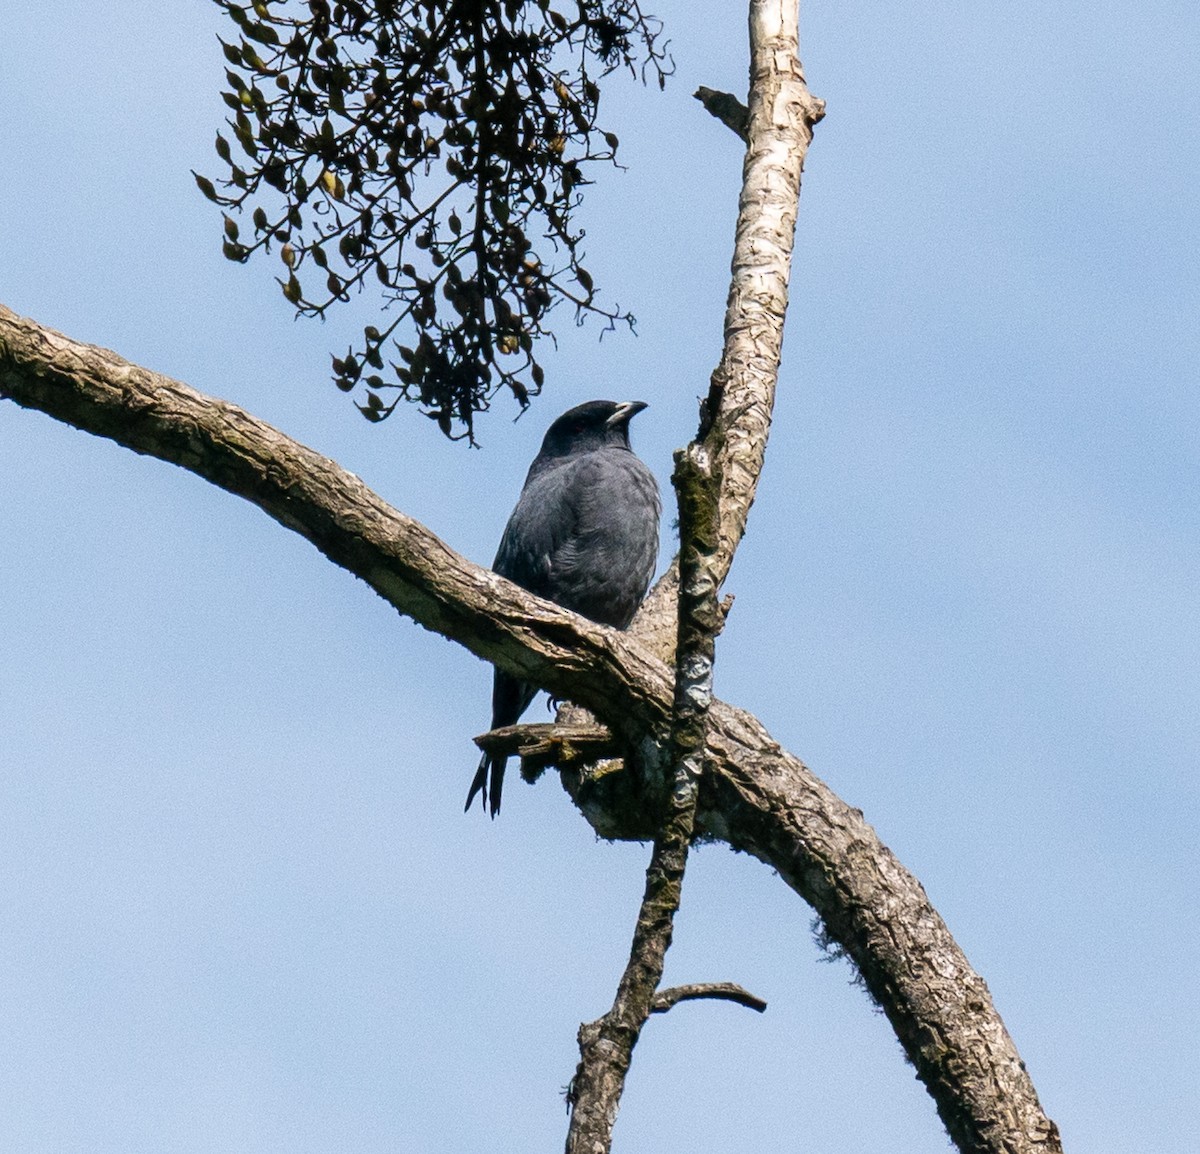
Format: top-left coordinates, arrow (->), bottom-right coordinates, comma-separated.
0,302 -> 1062,1154
705,0 -> 823,584
632,0 -> 824,663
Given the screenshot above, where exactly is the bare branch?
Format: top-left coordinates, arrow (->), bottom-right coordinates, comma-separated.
704,704 -> 1063,1154
0,302 -> 673,750
703,0 -> 825,584
651,982 -> 767,1014
566,442 -> 722,1154
631,0 -> 825,661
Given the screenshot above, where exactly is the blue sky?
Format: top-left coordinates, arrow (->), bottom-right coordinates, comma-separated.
2,2 -> 1197,1150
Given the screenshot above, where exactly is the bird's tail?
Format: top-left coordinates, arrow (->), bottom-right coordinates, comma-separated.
464,751 -> 507,817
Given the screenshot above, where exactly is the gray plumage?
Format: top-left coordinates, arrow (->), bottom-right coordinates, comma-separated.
466,399 -> 660,816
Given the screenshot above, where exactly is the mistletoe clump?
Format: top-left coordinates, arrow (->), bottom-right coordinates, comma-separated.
197,0 -> 669,440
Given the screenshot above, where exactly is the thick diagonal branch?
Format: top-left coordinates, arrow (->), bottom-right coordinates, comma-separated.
0,304 -> 1061,1152
703,702 -> 1062,1154
0,303 -> 673,749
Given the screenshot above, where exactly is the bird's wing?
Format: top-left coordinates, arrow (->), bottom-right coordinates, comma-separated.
492,458 -> 582,595
496,451 -> 659,627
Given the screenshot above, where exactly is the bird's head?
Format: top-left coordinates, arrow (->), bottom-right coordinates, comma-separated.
537,400 -> 649,460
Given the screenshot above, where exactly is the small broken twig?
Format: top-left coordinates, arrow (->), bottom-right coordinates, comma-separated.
652,982 -> 767,1015
473,721 -> 618,781
694,86 -> 750,143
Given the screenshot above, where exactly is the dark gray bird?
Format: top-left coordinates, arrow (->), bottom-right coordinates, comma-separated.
466,399 -> 660,816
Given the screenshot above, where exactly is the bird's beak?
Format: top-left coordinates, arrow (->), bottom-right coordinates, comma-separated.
607,400 -> 648,428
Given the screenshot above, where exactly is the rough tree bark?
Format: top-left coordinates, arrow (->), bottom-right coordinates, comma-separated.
0,3 -> 1062,1151
564,441 -> 724,1154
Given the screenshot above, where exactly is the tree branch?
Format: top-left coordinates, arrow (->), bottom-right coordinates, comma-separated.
0,302 -> 1061,1152
632,0 -> 824,662
694,86 -> 750,142
565,441 -> 722,1154
704,704 -> 1063,1154
651,982 -> 767,1015
705,0 -> 825,583
0,302 -> 673,750
473,722 -> 618,779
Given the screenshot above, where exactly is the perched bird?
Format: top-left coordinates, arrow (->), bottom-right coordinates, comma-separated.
466,399 -> 660,816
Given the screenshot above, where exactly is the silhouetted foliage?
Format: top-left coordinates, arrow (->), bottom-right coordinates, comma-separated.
197,0 -> 670,440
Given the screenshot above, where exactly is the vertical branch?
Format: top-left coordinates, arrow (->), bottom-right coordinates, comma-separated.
669,441 -> 724,808
633,0 -> 824,659
564,444 -> 722,1154
704,0 -> 823,579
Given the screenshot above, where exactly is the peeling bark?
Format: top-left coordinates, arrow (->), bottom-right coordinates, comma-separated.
702,0 -> 825,587
632,0 -> 824,663
0,302 -> 1062,1153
